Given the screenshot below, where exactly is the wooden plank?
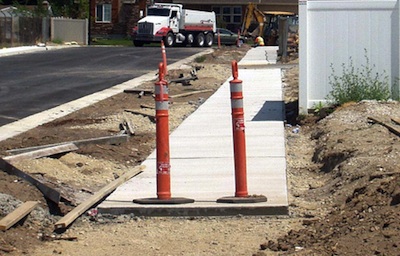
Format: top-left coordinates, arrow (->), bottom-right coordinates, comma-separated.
169,89 -> 213,99
3,143 -> 78,164
124,109 -> 156,122
6,134 -> 129,155
368,117 -> 400,137
0,201 -> 39,231
54,165 -> 145,230
122,113 -> 135,136
391,117 -> 400,126
140,104 -> 155,109
123,89 -> 153,97
124,120 -> 135,135
0,158 -> 61,204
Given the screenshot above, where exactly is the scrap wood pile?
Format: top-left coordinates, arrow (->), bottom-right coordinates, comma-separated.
0,134 -> 144,232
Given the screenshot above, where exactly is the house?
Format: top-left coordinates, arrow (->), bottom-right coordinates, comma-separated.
91,0 -> 143,37
90,0 -> 298,38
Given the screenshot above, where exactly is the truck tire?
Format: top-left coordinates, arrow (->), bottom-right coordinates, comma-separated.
195,33 -> 205,47
205,33 -> 214,47
134,40 -> 144,47
164,32 -> 175,47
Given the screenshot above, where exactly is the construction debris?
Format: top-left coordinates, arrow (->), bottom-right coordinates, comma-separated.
3,143 -> 78,164
140,104 -> 155,109
54,165 -> 145,230
169,89 -> 213,99
6,135 -> 129,155
0,158 -> 62,204
0,201 -> 39,231
119,117 -> 135,136
169,68 -> 198,86
123,89 -> 153,98
124,109 -> 156,122
391,117 -> 400,125
368,116 -> 400,137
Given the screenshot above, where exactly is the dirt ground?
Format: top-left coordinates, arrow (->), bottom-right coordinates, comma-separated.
0,45 -> 399,256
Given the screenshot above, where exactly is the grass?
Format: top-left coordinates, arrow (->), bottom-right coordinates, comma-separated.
51,38 -> 63,44
194,55 -> 207,63
90,37 -> 134,46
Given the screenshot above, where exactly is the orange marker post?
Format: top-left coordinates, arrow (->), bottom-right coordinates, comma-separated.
217,60 -> 267,204
161,40 -> 168,76
155,62 -> 171,200
218,29 -> 221,49
230,60 -> 248,198
133,63 -> 194,205
237,30 -> 241,47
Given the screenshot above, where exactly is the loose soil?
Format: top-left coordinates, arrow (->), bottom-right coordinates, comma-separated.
0,45 -> 399,256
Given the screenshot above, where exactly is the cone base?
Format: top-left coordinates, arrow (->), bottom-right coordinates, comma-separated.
133,197 -> 194,205
216,195 -> 268,204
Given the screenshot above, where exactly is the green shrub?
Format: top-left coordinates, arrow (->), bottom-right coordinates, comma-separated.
327,50 -> 391,105
52,38 -> 63,44
195,55 -> 207,63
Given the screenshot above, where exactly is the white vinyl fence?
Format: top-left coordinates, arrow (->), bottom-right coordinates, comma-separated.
299,0 -> 399,113
51,17 -> 88,45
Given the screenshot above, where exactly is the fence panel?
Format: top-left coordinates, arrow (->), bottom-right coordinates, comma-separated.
299,0 -> 399,113
0,16 -> 43,47
19,17 -> 43,45
51,18 -> 88,45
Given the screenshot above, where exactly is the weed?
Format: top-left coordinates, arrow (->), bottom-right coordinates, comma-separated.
313,101 -> 325,114
91,37 -> 133,46
327,49 -> 391,105
52,38 -> 63,44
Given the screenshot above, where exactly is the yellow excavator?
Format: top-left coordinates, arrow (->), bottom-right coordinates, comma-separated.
241,3 -> 266,38
241,3 -> 296,46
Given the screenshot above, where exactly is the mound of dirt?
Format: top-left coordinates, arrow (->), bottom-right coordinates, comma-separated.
260,101 -> 400,255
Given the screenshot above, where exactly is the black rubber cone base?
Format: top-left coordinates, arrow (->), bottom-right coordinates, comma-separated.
133,197 -> 194,205
216,195 -> 268,204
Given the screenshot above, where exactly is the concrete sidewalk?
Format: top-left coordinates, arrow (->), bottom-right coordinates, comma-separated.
98,46 -> 289,216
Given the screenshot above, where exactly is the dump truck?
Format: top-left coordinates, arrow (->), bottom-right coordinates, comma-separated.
132,3 -> 216,47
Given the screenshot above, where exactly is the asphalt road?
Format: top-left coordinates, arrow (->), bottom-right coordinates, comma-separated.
0,46 -> 204,126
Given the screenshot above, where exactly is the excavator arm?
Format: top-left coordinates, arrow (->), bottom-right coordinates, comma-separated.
241,3 -> 266,37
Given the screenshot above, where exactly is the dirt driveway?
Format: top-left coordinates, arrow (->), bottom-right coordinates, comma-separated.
0,45 -> 399,256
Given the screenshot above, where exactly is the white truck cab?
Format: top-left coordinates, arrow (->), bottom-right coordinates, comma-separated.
132,3 -> 216,47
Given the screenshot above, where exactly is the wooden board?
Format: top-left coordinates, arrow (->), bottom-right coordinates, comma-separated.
368,117 -> 400,137
0,158 -> 61,204
140,104 -> 155,109
54,165 -> 145,230
0,201 -> 38,231
123,89 -> 153,95
391,117 -> 400,126
6,134 -> 129,155
169,89 -> 213,99
3,143 -> 78,164
124,109 -> 156,122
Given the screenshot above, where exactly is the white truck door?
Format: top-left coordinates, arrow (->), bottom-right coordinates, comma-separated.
169,9 -> 179,33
